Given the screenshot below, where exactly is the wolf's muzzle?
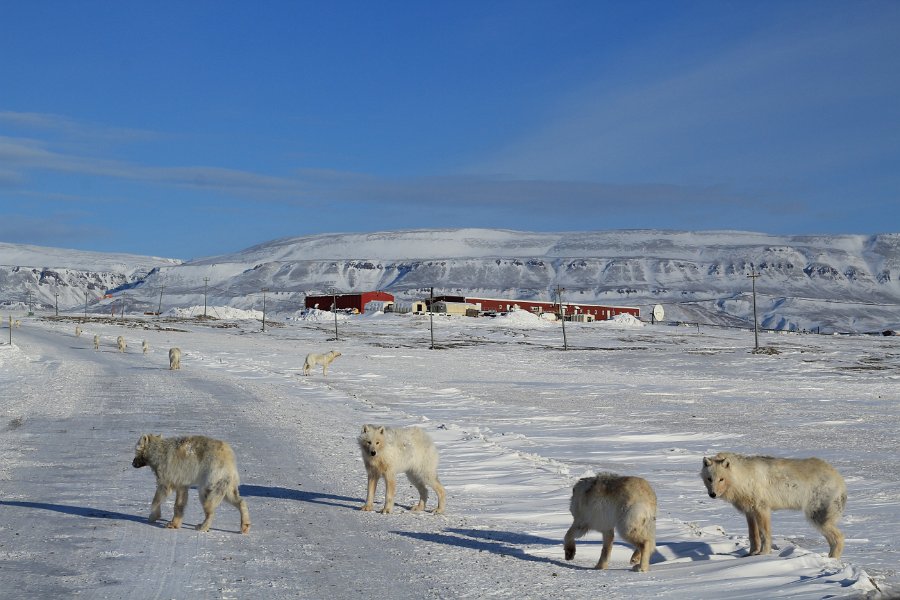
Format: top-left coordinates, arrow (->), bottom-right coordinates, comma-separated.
132,457 -> 147,468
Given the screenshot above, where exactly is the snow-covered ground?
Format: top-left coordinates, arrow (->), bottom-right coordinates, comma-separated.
1,309 -> 897,599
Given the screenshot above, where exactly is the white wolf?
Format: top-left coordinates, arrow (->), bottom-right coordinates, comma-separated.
117,336 -> 126,352
564,473 -> 657,572
357,424 -> 446,514
701,452 -> 846,558
303,350 -> 341,376
142,340 -> 149,354
132,434 -> 250,533
93,335 -> 100,350
169,347 -> 181,370
75,325 -> 82,337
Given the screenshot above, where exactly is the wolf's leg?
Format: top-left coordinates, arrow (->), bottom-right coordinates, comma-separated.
197,485 -> 225,532
431,476 -> 446,515
563,523 -> 589,560
407,474 -> 428,511
149,485 -> 171,523
632,540 -> 652,572
361,470 -> 378,511
821,523 -> 844,559
629,547 -> 642,566
380,473 -> 396,514
225,486 -> 251,534
166,486 -> 188,529
745,511 -> 761,554
757,509 -> 773,554
597,529 -> 615,569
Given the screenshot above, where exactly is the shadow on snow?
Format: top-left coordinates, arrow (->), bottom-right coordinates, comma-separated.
239,484 -> 361,510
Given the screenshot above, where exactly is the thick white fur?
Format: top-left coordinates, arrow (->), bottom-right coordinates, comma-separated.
117,336 -> 126,352
75,325 -> 82,337
93,335 -> 100,350
701,452 -> 846,558
132,434 -> 250,533
169,347 -> 181,370
303,350 -> 341,376
564,473 -> 657,572
358,424 -> 446,514
142,340 -> 149,354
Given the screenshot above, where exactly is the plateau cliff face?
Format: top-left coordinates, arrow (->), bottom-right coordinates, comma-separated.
2,230 -> 898,333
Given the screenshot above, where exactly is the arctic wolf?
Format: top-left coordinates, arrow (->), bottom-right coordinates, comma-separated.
563,473 -> 657,572
132,434 -> 250,533
75,325 -> 82,337
117,336 -> 126,352
303,350 -> 341,376
93,335 -> 100,351
701,452 -> 846,558
169,347 -> 181,370
142,340 -> 149,354
357,424 -> 446,514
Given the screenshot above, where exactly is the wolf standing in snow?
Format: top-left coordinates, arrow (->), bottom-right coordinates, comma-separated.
169,347 -> 181,370
563,473 -> 657,572
357,424 -> 446,514
117,335 -> 126,352
701,452 -> 846,558
132,434 -> 250,533
303,350 -> 341,376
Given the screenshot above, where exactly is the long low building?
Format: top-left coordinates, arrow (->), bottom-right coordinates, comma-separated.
433,295 -> 640,320
305,291 -> 394,314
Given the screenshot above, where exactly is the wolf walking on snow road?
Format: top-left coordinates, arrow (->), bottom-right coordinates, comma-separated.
303,350 -> 341,376
564,473 -> 657,572
358,424 -> 446,514
701,452 -> 846,558
132,434 -> 251,534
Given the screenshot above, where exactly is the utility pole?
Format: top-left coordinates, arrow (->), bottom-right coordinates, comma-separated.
203,277 -> 210,318
748,266 -> 760,351
84,290 -> 88,318
330,287 -> 339,341
557,285 -> 568,351
26,291 -> 33,316
429,287 -> 435,350
55,291 -> 59,317
261,288 -> 269,332
121,294 -> 127,319
157,281 -> 165,317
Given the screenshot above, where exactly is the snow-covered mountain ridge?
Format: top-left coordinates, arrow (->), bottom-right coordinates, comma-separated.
2,229 -> 898,333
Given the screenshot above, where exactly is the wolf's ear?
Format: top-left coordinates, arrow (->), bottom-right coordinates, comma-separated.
362,424 -> 369,433
722,459 -> 730,469
377,426 -> 385,435
702,456 -> 712,467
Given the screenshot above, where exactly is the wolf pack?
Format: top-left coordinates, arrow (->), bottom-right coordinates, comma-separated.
94,321 -> 847,574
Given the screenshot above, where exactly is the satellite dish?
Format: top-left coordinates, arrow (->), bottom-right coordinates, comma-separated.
652,304 -> 665,323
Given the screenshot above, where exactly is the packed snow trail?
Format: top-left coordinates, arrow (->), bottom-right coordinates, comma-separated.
0,317 -> 892,599
0,325 -> 572,599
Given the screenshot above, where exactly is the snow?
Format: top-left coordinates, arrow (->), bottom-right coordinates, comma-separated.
1,309 -> 897,599
164,305 -> 265,320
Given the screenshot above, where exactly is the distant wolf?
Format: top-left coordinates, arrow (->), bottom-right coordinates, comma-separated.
132,433 -> 250,533
701,452 -> 846,558
169,347 -> 181,370
303,350 -> 341,376
93,335 -> 100,351
564,473 -> 657,572
142,340 -> 149,354
75,325 -> 82,337
358,424 -> 446,514
117,335 -> 126,352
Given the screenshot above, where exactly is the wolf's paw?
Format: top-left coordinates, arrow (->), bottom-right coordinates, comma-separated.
360,504 -> 373,512
632,563 -> 649,573
165,521 -> 181,530
241,523 -> 251,534
411,502 -> 425,512
196,523 -> 210,532
379,506 -> 393,514
432,507 -> 445,515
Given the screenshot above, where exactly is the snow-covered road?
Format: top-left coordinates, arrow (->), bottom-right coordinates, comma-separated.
1,314 -> 896,598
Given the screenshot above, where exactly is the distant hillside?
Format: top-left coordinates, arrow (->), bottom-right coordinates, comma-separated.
1,229 -> 898,333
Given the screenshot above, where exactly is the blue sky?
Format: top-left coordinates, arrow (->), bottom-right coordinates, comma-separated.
1,1 -> 898,259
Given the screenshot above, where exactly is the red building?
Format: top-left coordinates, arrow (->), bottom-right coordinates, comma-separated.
304,291 -> 394,314
433,295 -> 640,320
